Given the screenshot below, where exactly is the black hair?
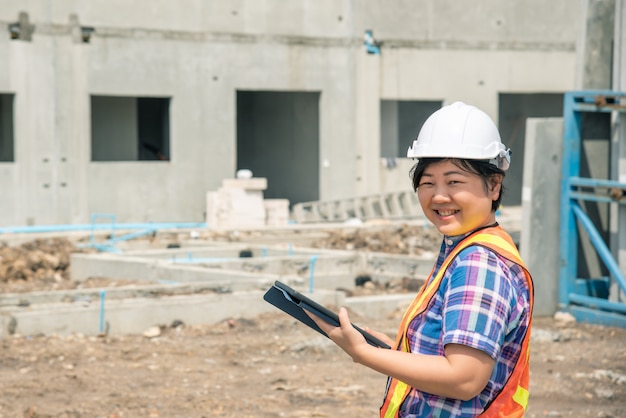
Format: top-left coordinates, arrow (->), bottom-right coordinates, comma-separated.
409,158 -> 505,212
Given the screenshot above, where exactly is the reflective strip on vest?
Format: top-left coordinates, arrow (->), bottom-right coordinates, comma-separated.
379,226 -> 534,418
512,385 -> 529,409
382,381 -> 409,418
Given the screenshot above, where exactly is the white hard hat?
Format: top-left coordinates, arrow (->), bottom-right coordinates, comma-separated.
407,101 -> 510,171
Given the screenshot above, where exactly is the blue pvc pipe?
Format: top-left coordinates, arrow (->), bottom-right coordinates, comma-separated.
109,228 -> 157,244
0,222 -> 206,234
99,290 -> 106,334
91,214 -> 116,244
308,255 -> 318,293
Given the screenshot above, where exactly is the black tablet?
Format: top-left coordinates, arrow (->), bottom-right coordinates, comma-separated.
263,280 -> 391,349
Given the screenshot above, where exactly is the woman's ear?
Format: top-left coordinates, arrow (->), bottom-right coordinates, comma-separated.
490,174 -> 503,200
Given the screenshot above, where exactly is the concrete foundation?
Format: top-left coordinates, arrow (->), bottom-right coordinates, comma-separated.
0,228 -> 439,338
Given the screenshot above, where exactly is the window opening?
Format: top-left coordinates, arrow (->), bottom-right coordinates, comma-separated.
0,94 -> 15,162
91,96 -> 170,162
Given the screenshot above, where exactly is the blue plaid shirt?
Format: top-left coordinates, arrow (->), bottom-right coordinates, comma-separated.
398,233 -> 531,417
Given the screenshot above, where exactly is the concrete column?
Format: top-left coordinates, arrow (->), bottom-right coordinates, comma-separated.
611,0 -> 626,301
67,37 -> 91,223
10,38 -> 38,226
575,0 -> 615,89
353,50 -> 381,196
520,118 -> 563,316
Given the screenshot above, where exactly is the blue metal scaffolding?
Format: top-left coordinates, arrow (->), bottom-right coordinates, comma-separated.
560,90 -> 626,327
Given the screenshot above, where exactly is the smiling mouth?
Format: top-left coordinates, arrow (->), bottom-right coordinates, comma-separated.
435,209 -> 459,217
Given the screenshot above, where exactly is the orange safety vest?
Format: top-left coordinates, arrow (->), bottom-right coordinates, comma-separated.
380,226 -> 534,418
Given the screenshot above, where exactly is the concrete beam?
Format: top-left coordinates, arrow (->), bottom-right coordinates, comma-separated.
0,290 -> 345,338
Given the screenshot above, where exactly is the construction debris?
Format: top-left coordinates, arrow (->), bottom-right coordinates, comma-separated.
0,238 -> 76,286
311,224 -> 442,255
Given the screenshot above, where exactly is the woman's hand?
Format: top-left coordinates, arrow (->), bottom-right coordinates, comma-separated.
306,307 -> 382,362
362,327 -> 394,348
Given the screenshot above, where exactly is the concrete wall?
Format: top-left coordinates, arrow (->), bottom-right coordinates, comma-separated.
0,0 -> 581,226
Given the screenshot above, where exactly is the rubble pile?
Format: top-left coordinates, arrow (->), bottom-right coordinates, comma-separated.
0,238 -> 78,290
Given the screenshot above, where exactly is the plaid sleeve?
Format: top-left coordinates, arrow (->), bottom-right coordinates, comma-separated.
440,246 -> 516,360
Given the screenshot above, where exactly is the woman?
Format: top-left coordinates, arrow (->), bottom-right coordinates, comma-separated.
309,102 -> 533,417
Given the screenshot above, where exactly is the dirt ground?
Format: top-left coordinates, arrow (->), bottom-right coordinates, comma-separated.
1,231 -> 626,418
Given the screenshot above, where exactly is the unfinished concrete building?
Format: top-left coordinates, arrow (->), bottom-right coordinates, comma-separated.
0,0 -> 580,227
1,0 -> 625,339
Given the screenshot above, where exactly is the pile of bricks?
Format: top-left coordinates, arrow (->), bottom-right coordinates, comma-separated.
206,177 -> 289,229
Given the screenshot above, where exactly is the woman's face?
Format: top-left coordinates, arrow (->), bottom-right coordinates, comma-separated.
416,160 -> 501,237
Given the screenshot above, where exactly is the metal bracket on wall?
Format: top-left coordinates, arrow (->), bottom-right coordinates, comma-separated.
560,90 -> 626,327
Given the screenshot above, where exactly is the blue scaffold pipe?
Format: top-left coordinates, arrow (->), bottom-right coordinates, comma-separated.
569,293 -> 626,315
569,177 -> 626,189
572,203 -> 626,294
